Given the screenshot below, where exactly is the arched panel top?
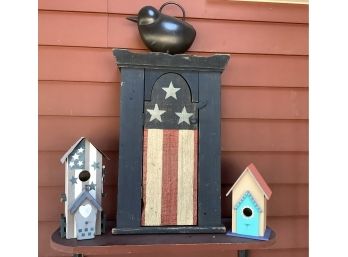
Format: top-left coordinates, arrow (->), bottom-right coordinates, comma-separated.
144,69 -> 199,103
144,73 -> 197,130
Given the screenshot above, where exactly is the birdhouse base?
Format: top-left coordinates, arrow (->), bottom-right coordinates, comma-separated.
112,225 -> 226,235
226,227 -> 272,241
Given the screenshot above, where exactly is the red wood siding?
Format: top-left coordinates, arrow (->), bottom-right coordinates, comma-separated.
39,47 -> 308,86
38,1 -> 308,256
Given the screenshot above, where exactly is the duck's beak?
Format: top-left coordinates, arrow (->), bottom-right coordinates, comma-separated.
127,16 -> 138,23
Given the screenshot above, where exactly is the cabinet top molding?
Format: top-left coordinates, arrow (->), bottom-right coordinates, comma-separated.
113,49 -> 230,72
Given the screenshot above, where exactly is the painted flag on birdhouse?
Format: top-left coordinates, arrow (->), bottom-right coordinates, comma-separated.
141,73 -> 198,226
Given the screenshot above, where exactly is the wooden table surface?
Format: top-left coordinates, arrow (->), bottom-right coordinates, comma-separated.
51,222 -> 276,256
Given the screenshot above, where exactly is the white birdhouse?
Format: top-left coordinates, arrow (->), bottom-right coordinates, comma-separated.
59,137 -> 109,240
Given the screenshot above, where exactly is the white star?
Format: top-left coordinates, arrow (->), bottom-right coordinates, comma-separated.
69,161 -> 75,167
175,106 -> 193,125
78,161 -> 83,166
77,147 -> 84,153
72,153 -> 79,160
162,81 -> 180,100
147,104 -> 166,122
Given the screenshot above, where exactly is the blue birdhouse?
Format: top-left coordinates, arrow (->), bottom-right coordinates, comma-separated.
226,163 -> 272,240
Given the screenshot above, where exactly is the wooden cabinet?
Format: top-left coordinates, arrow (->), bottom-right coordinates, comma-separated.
112,49 -> 230,234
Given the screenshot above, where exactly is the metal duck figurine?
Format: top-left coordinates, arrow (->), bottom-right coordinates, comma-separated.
127,2 -> 196,54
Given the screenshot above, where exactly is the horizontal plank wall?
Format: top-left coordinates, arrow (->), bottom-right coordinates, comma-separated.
38,1 -> 308,257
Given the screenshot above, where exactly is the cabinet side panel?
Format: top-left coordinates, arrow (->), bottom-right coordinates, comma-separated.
198,72 -> 222,226
116,68 -> 144,228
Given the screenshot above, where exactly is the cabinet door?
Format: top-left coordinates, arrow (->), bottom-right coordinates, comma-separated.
141,73 -> 198,226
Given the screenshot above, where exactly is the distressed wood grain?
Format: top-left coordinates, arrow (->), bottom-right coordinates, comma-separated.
177,130 -> 197,225
142,129 -> 163,226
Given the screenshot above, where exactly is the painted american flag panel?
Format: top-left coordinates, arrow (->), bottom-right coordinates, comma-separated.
141,73 -> 198,226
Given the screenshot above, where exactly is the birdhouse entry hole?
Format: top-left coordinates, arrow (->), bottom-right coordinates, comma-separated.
79,170 -> 91,182
242,207 -> 253,217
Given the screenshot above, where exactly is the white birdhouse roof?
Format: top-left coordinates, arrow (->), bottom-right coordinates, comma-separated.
60,137 -> 110,164
226,163 -> 272,200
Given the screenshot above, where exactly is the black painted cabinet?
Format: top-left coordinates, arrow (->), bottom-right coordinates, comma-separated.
112,49 -> 229,234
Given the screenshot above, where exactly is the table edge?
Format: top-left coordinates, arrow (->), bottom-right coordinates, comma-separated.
50,228 -> 276,255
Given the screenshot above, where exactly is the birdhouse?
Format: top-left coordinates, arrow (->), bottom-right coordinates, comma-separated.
59,137 -> 108,240
112,49 -> 229,234
225,163 -> 272,240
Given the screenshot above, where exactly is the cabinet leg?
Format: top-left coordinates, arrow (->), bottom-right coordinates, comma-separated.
73,254 -> 84,257
238,250 -> 248,257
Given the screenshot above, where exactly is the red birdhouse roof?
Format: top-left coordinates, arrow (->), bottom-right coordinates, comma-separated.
247,163 -> 272,199
226,163 -> 272,200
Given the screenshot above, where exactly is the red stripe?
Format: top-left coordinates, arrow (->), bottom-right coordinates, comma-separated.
141,129 -> 148,225
141,129 -> 198,226
161,129 -> 179,225
193,129 -> 198,225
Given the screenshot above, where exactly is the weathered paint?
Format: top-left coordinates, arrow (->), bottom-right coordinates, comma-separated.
177,129 -> 196,225
143,129 -> 163,226
142,129 -> 198,226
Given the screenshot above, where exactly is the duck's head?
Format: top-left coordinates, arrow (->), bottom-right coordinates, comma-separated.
127,6 -> 160,26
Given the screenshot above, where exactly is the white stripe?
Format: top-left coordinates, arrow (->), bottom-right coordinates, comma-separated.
88,143 -> 97,199
144,129 -> 163,226
65,162 -> 74,238
95,151 -> 103,235
74,169 -> 83,199
73,167 -> 82,238
177,130 -> 195,225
